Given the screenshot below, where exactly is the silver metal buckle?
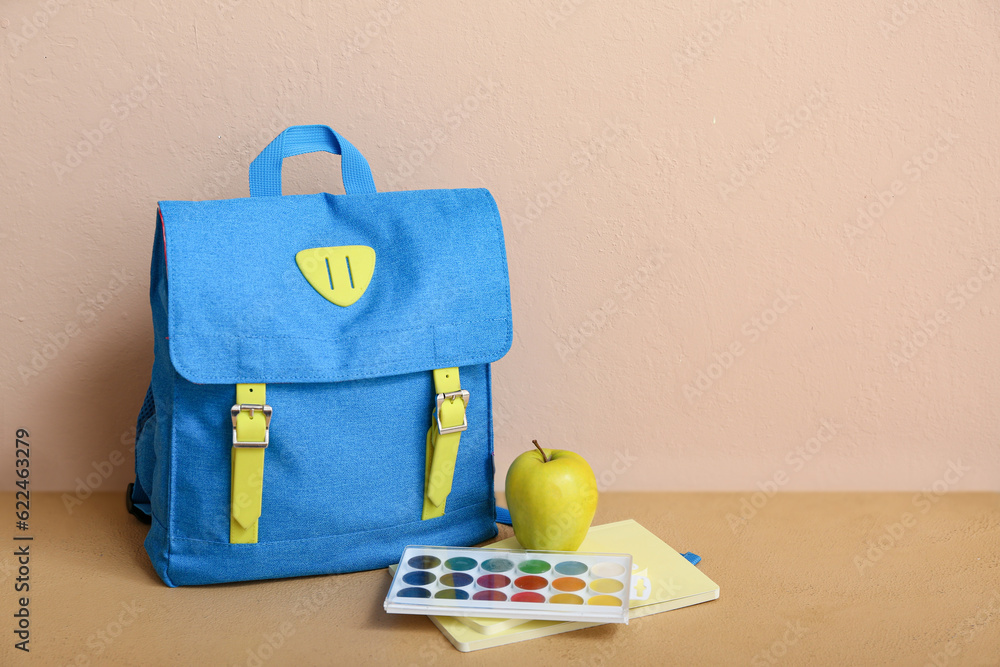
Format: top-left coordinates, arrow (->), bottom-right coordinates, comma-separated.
435,390 -> 470,435
231,403 -> 273,448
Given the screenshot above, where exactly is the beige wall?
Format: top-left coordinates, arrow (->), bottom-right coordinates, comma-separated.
1,1 -> 997,494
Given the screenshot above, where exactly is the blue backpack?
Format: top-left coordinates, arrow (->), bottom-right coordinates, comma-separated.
127,125 -> 512,586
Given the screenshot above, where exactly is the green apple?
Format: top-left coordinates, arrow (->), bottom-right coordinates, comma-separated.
505,440 -> 598,551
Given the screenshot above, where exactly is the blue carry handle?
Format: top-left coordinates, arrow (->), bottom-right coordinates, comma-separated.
249,125 -> 377,197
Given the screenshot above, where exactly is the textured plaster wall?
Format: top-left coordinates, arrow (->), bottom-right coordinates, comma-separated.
1,1 -> 997,493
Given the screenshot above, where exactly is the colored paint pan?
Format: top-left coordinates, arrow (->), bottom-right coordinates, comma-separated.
385,546 -> 632,624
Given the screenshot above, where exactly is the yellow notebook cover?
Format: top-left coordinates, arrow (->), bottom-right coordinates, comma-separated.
387,519 -> 719,652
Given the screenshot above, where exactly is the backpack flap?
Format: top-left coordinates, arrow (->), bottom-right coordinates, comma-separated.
157,188 -> 512,383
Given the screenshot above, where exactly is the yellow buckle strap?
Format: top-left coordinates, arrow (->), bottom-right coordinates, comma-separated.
422,368 -> 468,520
231,383 -> 270,543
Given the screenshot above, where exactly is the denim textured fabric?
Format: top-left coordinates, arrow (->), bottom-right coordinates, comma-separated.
130,127 -> 512,586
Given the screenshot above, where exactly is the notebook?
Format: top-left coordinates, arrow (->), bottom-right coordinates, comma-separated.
386,519 -> 720,651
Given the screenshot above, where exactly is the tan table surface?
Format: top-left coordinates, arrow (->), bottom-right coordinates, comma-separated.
2,492 -> 998,665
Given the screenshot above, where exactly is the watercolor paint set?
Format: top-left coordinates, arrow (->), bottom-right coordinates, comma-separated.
384,545 -> 633,624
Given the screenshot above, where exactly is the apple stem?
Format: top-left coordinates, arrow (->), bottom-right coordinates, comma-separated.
532,439 -> 548,463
